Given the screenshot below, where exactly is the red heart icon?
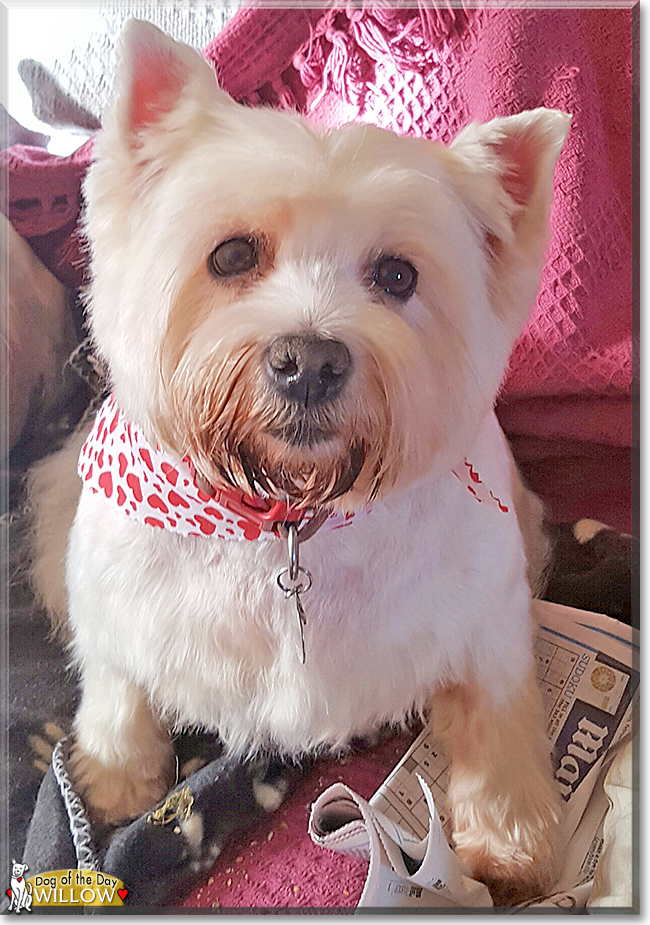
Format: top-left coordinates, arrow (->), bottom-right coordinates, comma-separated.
16,878 -> 22,883
117,889 -> 128,901
6,889 -> 11,899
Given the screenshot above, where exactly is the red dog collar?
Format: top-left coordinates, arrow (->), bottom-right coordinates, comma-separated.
78,398 -> 509,542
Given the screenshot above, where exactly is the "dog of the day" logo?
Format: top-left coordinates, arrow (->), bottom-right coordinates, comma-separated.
6,866 -> 127,910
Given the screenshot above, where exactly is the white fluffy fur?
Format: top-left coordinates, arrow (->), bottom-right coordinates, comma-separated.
30,20 -> 571,904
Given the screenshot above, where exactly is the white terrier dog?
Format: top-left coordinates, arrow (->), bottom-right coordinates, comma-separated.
30,20 -> 570,905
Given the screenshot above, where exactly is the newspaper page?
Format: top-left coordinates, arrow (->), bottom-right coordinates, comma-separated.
309,600 -> 638,909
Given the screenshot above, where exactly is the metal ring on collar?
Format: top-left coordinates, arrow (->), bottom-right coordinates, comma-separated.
277,566 -> 313,596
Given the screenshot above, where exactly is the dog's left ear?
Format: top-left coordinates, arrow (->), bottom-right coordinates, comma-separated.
448,108 -> 571,328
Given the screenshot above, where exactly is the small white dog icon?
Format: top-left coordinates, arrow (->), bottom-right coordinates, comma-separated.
8,861 -> 32,913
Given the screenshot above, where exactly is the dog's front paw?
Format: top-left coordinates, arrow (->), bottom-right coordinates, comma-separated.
456,840 -> 556,907
69,740 -> 175,825
434,676 -> 561,907
453,792 -> 559,907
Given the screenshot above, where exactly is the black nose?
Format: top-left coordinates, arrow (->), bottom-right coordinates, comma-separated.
265,335 -> 352,407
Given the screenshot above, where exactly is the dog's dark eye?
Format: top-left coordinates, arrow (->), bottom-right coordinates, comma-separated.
371,255 -> 418,302
209,237 -> 258,278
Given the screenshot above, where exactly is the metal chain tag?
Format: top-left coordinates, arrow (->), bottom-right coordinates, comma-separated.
276,523 -> 313,664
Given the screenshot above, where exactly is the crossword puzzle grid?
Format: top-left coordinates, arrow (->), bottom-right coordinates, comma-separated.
535,637 -> 579,718
371,735 -> 450,839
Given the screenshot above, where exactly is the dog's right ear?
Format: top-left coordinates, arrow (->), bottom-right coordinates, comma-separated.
104,19 -> 234,153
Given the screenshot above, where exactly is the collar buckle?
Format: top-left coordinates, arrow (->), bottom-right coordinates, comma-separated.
215,489 -> 303,533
